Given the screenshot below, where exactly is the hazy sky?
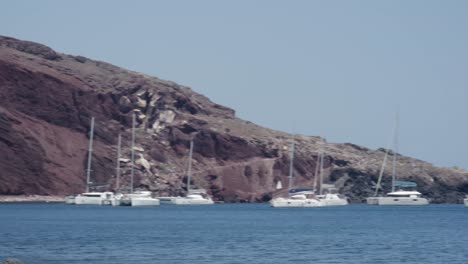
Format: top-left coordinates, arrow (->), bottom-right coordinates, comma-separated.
2,1 -> 467,169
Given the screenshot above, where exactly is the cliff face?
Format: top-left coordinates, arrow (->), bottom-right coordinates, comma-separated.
1,36 -> 467,202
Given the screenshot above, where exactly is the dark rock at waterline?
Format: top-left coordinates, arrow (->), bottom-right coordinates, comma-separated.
0,35 -> 467,203
3,258 -> 23,264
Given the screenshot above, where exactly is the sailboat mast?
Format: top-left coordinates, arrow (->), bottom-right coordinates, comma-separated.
391,112 -> 399,192
374,146 -> 390,196
130,112 -> 136,194
288,139 -> 295,195
313,142 -> 322,192
187,139 -> 194,193
85,117 -> 95,193
374,121 -> 397,196
115,133 -> 122,192
319,146 -> 324,195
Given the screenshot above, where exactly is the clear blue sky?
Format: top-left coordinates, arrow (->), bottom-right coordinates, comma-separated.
2,0 -> 468,169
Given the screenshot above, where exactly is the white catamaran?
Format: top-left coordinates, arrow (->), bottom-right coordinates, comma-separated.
270,139 -> 321,208
160,139 -> 214,205
69,117 -> 116,205
112,112 -> 160,206
315,139 -> 348,206
366,113 -> 429,206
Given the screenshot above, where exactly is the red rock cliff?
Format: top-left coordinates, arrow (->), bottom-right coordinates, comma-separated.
1,36 -> 467,202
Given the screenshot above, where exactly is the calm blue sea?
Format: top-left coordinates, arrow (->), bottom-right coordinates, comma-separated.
0,203 -> 467,264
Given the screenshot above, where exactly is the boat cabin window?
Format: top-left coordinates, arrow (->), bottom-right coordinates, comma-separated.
388,194 -> 410,197
83,194 -> 101,197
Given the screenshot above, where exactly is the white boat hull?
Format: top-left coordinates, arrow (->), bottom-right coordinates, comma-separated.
111,198 -> 122,206
464,198 -> 468,207
317,194 -> 348,206
170,197 -> 214,205
159,193 -> 215,205
367,196 -> 429,205
319,198 -> 348,206
74,196 -> 105,205
129,197 -> 160,206
73,192 -> 114,205
270,197 -> 321,207
157,197 -> 177,204
118,198 -> 132,206
64,196 -> 76,205
112,191 -> 160,206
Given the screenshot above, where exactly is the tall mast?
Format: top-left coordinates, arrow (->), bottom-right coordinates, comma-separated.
85,117 -> 95,193
288,139 -> 295,195
130,112 -> 136,194
391,111 -> 399,192
374,145 -> 390,196
374,122 -> 396,196
313,141 -> 322,192
187,139 -> 194,194
319,144 -> 325,195
115,133 -> 122,192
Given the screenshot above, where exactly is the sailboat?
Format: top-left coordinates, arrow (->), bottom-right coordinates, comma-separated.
315,139 -> 348,206
366,113 -> 429,206
113,112 -> 160,206
463,195 -> 468,207
162,139 -> 214,205
270,139 -> 321,207
72,117 -> 115,205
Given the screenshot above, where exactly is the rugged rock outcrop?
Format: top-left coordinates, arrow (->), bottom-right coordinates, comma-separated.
2,258 -> 23,264
1,35 -> 467,203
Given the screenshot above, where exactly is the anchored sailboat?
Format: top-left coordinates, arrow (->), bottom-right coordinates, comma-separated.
270,138 -> 321,207
71,117 -> 115,205
315,139 -> 348,206
367,112 -> 429,206
113,112 -> 160,206
162,139 -> 214,205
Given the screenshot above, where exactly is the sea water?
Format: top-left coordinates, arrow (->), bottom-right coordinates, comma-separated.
0,203 -> 467,264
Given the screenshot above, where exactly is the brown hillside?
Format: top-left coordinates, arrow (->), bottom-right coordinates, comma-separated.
1,36 -> 467,202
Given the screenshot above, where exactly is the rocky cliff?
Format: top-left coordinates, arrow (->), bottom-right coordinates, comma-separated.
1,36 -> 467,203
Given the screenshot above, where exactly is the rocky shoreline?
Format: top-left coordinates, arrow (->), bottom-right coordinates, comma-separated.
0,195 -> 64,203
2,258 -> 23,264
2,259 -> 22,264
